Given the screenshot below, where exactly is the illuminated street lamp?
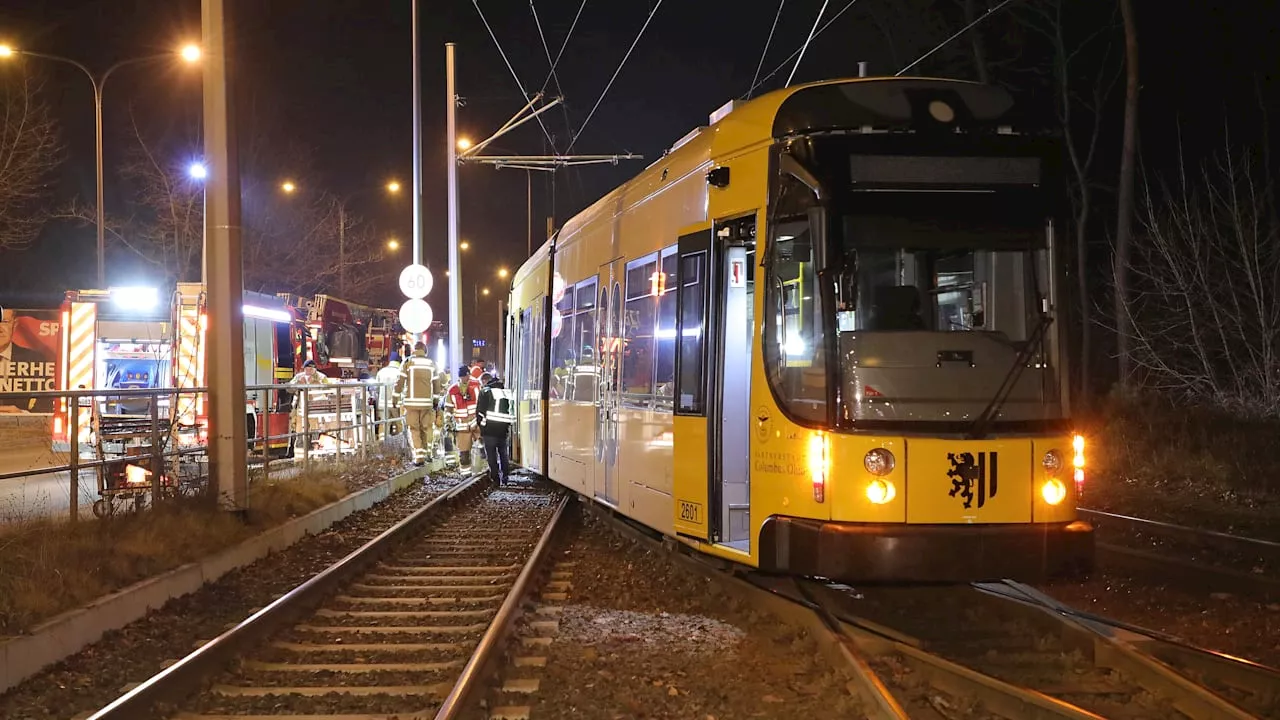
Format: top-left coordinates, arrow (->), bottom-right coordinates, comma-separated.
497,267 -> 509,280
386,238 -> 401,251
456,137 -> 473,151
460,240 -> 470,251
0,41 -> 201,287
280,180 -> 297,194
386,180 -> 402,194
188,162 -> 208,180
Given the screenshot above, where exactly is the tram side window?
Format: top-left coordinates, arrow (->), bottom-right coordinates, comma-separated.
653,246 -> 678,411
519,307 -> 534,400
763,175 -> 828,424
677,251 -> 708,414
622,253 -> 659,408
571,279 -> 598,403
551,284 -> 576,399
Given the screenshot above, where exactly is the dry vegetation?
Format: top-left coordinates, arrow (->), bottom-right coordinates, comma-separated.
1083,392 -> 1280,538
0,463 -> 356,634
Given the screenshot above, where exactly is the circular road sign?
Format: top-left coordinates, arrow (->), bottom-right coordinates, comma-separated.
398,264 -> 434,300
399,298 -> 433,334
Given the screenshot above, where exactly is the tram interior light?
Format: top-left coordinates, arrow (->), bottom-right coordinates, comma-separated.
110,286 -> 159,312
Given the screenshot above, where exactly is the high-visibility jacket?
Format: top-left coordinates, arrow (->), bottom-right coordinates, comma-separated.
397,355 -> 440,408
446,378 -> 481,429
477,380 -> 516,438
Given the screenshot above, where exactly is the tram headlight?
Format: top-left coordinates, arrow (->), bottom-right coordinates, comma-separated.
1041,478 -> 1068,505
1042,449 -> 1063,475
865,478 -> 896,505
863,448 -> 895,476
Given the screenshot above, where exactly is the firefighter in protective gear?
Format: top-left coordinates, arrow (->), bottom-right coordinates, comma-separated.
445,364 -> 481,467
288,360 -> 329,454
476,371 -> 515,485
395,342 -> 441,466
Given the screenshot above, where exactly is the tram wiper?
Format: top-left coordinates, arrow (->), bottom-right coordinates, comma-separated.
965,313 -> 1052,440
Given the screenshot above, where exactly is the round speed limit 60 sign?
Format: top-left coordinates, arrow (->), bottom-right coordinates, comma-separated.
398,264 -> 434,300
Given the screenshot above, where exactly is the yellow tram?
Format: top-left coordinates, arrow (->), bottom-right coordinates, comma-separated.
506,77 -> 1094,582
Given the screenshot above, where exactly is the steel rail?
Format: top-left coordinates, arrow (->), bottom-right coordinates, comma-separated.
433,492 -> 572,719
84,470 -> 488,720
1078,508 -> 1280,551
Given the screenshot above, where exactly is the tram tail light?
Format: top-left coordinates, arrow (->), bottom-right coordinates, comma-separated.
808,432 -> 829,503
1072,433 -> 1086,496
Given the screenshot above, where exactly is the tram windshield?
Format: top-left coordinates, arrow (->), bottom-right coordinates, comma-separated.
763,150 -> 1065,431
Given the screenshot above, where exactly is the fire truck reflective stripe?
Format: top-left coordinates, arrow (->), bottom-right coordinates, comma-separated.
67,302 -> 96,444
173,303 -> 206,431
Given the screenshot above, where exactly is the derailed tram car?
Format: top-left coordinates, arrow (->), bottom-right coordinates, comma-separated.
507,76 -> 1094,582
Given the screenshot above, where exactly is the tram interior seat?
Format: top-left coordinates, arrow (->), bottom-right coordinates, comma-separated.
870,285 -> 927,331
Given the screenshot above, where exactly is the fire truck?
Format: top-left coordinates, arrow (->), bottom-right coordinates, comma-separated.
53,286 -> 302,493
277,293 -> 401,378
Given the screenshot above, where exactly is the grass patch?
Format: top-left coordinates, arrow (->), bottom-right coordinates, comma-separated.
0,461 -> 361,634
1082,392 -> 1280,538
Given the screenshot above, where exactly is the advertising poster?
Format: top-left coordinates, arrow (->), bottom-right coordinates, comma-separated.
0,308 -> 60,414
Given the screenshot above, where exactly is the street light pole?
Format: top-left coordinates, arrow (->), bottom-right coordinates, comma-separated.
446,42 -> 462,370
411,0 -> 423,267
338,201 -> 346,297
5,50 -> 199,288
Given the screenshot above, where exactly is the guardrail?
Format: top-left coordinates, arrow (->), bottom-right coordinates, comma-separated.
0,380 -> 406,521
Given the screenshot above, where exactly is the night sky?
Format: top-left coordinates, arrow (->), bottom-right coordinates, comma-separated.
0,0 -> 1275,338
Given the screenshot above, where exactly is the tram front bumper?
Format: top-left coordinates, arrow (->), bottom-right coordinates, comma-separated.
758,516 -> 1094,583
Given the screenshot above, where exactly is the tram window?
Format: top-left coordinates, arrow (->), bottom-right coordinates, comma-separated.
653,246 -> 678,411
677,251 -> 708,414
763,176 -> 829,424
552,282 -> 576,383
622,253 -> 659,408
564,279 -> 597,403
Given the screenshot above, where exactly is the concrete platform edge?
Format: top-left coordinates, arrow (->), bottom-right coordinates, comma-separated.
0,460 -> 433,693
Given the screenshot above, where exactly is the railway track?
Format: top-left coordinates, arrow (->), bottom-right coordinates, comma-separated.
575,501 -> 1280,720
84,472 -> 570,720
792,578 -> 1280,720
1079,508 -> 1280,598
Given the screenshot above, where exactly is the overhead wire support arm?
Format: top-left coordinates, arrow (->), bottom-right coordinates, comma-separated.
459,95 -> 564,160
465,153 -> 643,169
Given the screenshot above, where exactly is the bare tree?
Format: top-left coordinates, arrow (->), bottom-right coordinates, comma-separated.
1114,0 -> 1140,387
1125,144 -> 1280,416
0,71 -> 62,250
1028,0 -> 1122,400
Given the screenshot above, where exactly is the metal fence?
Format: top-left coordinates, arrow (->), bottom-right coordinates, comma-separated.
0,380 -> 403,521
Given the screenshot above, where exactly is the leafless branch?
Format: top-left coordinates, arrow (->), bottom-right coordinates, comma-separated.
0,71 -> 63,250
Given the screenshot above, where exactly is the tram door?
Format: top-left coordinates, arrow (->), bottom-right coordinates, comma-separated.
593,259 -> 625,505
710,217 -> 756,548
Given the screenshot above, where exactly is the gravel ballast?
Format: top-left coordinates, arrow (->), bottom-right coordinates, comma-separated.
0,469 -> 465,720
505,511 -> 863,719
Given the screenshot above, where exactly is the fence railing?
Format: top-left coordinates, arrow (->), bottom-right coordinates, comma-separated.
0,380 -> 403,521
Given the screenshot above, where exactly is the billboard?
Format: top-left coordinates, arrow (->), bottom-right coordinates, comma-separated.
0,308 -> 59,414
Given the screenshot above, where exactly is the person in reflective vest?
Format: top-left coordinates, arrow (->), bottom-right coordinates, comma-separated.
395,343 -> 440,466
476,371 -> 515,485
287,359 -> 329,454
445,364 -> 481,467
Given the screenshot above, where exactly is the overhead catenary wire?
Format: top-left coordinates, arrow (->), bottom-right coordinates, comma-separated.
530,0 -> 583,157
896,0 -> 1021,76
568,0 -> 665,154
744,0 -> 863,98
471,0 -> 559,152
784,0 -> 829,88
748,0 -> 788,99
